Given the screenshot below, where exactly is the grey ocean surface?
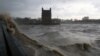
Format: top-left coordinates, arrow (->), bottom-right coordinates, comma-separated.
18,24 -> 100,56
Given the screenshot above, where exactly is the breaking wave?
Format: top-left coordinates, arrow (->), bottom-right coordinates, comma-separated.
18,24 -> 100,56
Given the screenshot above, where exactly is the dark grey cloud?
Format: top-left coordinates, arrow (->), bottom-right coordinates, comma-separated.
0,0 -> 41,11
0,0 -> 100,19
0,0 -> 42,17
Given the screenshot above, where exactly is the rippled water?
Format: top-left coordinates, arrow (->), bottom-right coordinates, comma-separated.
18,24 -> 100,56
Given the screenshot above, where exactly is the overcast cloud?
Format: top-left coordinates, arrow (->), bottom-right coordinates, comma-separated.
0,0 -> 100,19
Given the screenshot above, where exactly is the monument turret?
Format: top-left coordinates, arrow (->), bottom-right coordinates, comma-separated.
41,8 -> 52,25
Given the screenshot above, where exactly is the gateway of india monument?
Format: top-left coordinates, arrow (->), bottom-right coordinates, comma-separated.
41,8 -> 60,25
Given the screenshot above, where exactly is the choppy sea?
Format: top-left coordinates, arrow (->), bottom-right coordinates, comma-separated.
18,24 -> 100,56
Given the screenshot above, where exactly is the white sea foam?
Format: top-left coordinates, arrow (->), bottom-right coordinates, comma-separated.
18,24 -> 100,56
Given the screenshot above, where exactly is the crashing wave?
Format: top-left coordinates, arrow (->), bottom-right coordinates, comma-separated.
0,14 -> 64,56
13,18 -> 99,56
18,23 -> 100,56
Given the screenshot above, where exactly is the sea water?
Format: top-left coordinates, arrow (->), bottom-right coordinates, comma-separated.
18,24 -> 100,56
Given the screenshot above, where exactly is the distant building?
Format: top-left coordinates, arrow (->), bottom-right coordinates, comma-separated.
82,16 -> 89,21
14,8 -> 60,25
41,8 -> 52,25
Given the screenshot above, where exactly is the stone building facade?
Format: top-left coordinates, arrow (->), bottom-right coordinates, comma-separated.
41,8 -> 52,25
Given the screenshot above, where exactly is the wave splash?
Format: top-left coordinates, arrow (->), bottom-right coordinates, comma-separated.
18,24 -> 100,56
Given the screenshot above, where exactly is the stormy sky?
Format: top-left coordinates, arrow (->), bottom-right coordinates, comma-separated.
0,0 -> 100,19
